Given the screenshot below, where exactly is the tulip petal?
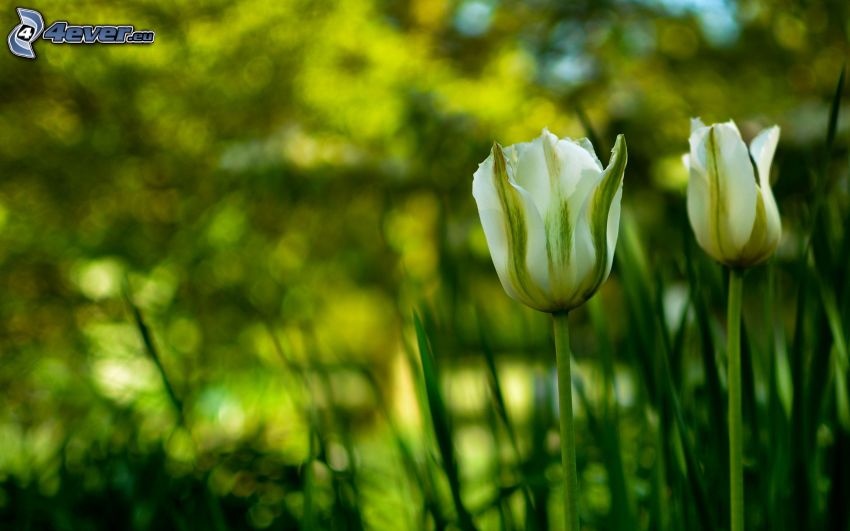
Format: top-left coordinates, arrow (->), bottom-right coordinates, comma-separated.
604,186 -> 624,277
575,137 -> 604,171
690,117 -> 707,134
549,135 -> 606,203
583,134 -> 627,299
508,131 -> 548,217
737,191 -> 779,266
686,126 -> 718,258
749,126 -> 780,190
725,119 -> 742,136
686,159 -> 719,259
748,125 -> 782,259
547,135 -> 605,261
699,123 -> 758,256
473,144 -> 552,310
568,208 -> 596,305
759,187 -> 781,260
476,207 -> 520,301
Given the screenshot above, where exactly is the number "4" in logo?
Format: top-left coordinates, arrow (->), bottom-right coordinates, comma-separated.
17,25 -> 35,41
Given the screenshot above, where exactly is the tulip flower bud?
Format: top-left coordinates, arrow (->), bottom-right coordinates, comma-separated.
685,118 -> 782,268
472,129 -> 627,313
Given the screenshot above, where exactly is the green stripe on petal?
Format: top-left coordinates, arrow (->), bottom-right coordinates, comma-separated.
491,143 -> 540,305
585,134 -> 627,298
704,123 -> 758,257
540,133 -> 572,272
704,127 -> 729,258
543,198 -> 572,295
739,190 -> 769,265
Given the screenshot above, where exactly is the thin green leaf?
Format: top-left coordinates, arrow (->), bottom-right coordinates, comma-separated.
414,312 -> 477,531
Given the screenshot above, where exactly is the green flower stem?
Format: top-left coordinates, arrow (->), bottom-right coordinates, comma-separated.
727,269 -> 744,531
553,312 -> 580,531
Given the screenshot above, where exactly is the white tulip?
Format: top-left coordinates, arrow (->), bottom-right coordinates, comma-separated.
685,118 -> 782,267
473,129 -> 627,313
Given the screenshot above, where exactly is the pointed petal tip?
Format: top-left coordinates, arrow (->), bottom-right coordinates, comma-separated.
611,134 -> 627,158
491,141 -> 507,161
690,117 -> 707,134
602,133 -> 628,178
539,127 -> 559,143
725,119 -> 743,136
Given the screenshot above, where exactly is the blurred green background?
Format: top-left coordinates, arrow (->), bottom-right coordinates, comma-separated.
1,0 -> 849,529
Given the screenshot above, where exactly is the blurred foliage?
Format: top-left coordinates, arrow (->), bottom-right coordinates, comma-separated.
0,0 -> 849,529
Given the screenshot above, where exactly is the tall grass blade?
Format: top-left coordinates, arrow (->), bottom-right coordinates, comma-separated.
588,298 -> 634,531
528,369 -> 552,531
575,103 -> 606,155
124,286 -> 185,425
125,285 -> 229,531
824,64 -> 845,165
617,214 -> 714,530
414,311 -> 477,531
476,309 -> 538,528
655,280 -> 716,531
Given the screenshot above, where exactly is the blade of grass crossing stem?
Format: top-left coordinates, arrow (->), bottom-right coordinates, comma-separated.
413,312 -> 477,531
